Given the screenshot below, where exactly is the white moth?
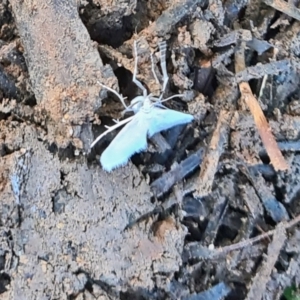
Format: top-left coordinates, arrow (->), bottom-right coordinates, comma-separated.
91,41 -> 194,172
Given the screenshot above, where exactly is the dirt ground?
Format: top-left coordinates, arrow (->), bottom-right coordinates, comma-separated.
0,0 -> 300,299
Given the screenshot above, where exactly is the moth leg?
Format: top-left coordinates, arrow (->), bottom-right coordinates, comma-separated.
150,52 -> 159,84
90,115 -> 135,148
133,40 -> 148,98
97,81 -> 128,109
158,41 -> 169,101
160,94 -> 184,103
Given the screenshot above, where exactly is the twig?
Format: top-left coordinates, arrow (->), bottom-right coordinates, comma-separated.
235,43 -> 289,171
259,140 -> 300,155
184,213 -> 300,262
217,214 -> 300,255
240,82 -> 288,170
235,59 -> 290,83
263,0 -> 300,21
246,223 -> 286,300
194,110 -> 233,198
151,147 -> 205,197
98,44 -> 134,73
237,163 -> 289,223
214,29 -> 252,47
201,192 -> 229,246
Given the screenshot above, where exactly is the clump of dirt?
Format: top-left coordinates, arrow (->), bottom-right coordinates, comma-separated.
0,123 -> 187,298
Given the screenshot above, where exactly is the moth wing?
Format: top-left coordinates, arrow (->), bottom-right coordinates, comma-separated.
147,107 -> 194,137
100,114 -> 149,172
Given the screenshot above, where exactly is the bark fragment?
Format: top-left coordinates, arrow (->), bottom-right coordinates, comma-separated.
9,0 -> 116,146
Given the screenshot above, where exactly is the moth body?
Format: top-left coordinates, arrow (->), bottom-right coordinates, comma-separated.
100,101 -> 193,171
92,40 -> 194,172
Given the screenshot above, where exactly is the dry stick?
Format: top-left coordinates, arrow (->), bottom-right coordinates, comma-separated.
235,43 -> 289,171
214,29 -> 252,47
184,213 -> 300,261
263,0 -> 300,21
98,44 -> 134,73
99,41 -> 163,97
216,213 -> 300,255
194,110 -> 233,198
151,147 -> 205,198
246,223 -> 286,300
235,59 -> 290,83
239,83 -> 289,170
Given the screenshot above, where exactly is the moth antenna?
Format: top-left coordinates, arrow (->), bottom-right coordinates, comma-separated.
150,52 -> 159,84
97,81 -> 128,109
158,41 -> 169,101
90,115 -> 135,148
133,40 -> 148,98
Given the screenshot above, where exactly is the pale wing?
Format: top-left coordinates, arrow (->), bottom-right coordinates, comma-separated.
100,114 -> 149,172
147,108 -> 194,137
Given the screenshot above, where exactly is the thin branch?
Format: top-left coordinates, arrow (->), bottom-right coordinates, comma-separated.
217,214 -> 300,255
263,0 -> 300,21
183,214 -> 300,261
194,110 -> 233,198
246,223 -> 286,300
235,59 -> 290,83
235,43 -> 289,171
